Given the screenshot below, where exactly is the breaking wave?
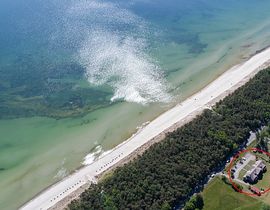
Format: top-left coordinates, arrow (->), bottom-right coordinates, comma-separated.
64,0 -> 172,104
83,145 -> 113,165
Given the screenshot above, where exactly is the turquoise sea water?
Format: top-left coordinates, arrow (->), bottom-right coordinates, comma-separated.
1,0 -> 270,209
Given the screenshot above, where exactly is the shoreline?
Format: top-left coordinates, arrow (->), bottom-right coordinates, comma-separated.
20,47 -> 270,210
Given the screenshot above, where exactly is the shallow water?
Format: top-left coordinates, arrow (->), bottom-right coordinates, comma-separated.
1,0 -> 270,209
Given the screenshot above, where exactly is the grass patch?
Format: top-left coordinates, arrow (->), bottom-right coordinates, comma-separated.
235,204 -> 266,210
259,192 -> 270,206
255,163 -> 270,190
202,177 -> 263,210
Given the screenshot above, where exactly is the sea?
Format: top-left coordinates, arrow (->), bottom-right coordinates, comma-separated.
1,0 -> 270,209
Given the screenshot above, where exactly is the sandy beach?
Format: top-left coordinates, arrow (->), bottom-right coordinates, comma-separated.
20,47 -> 270,210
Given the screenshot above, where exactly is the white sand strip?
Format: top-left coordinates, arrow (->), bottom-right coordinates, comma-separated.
20,47 -> 270,210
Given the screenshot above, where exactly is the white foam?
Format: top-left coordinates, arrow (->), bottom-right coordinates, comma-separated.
78,30 -> 172,104
65,0 -> 172,104
82,145 -> 103,165
51,0 -> 172,104
83,145 -> 114,166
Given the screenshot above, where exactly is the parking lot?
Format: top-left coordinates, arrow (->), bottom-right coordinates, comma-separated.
231,153 -> 256,183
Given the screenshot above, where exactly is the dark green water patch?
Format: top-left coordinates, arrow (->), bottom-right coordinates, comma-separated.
168,32 -> 208,54
0,59 -> 113,119
164,67 -> 183,77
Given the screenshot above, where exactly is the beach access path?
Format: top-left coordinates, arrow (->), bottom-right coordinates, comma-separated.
20,47 -> 270,210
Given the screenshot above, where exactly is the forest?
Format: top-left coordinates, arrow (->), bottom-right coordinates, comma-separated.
69,68 -> 270,210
